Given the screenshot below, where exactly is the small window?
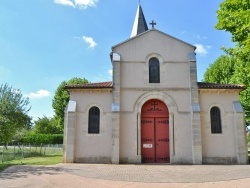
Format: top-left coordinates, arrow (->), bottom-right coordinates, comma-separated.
149,58 -> 160,83
88,106 -> 100,134
210,106 -> 222,134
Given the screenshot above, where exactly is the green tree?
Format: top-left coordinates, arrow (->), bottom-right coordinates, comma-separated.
0,83 -> 32,143
52,77 -> 89,130
215,0 -> 250,61
203,55 -> 238,84
203,55 -> 250,124
231,61 -> 250,123
33,116 -> 62,134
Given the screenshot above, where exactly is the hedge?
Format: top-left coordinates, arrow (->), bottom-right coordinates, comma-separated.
21,134 -> 63,144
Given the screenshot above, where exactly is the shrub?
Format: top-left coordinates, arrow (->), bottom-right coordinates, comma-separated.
21,133 -> 63,144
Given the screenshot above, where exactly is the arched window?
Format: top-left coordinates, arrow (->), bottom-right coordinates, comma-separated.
210,106 -> 222,134
149,57 -> 160,83
88,106 -> 100,134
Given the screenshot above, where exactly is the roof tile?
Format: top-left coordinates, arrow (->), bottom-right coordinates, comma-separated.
65,81 -> 245,90
65,81 -> 113,89
198,82 -> 245,89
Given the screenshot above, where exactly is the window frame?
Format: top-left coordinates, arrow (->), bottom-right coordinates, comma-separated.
210,106 -> 222,134
149,57 -> 160,83
88,106 -> 100,134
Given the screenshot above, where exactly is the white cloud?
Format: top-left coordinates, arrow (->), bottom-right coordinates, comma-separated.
196,35 -> 208,40
82,36 -> 97,48
108,69 -> 112,75
54,0 -> 75,7
54,0 -> 99,9
26,89 -> 51,99
194,44 -> 211,56
75,0 -> 98,9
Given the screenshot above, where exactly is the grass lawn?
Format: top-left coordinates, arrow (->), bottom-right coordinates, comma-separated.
0,155 -> 62,172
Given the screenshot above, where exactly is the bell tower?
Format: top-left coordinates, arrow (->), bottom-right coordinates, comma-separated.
130,4 -> 148,37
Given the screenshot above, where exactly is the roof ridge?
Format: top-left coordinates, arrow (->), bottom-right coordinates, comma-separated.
112,29 -> 196,50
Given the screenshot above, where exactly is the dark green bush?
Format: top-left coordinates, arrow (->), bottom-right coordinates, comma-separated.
21,134 -> 63,144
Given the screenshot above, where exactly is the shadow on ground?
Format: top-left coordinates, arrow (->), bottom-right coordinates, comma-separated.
0,165 -> 63,180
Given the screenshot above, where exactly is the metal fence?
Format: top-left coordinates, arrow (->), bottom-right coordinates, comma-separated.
0,143 -> 63,163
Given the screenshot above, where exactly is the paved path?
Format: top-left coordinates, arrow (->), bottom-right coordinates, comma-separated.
1,164 -> 250,187
58,164 -> 250,183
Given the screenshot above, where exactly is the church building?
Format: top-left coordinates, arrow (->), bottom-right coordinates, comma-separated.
63,5 -> 248,164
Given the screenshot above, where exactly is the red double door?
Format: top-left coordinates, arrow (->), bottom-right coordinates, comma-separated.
141,100 -> 169,163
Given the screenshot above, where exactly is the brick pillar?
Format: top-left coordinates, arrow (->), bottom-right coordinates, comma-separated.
189,53 -> 202,164
111,53 -> 121,164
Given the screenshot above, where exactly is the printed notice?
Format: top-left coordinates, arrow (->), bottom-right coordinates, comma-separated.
143,144 -> 153,148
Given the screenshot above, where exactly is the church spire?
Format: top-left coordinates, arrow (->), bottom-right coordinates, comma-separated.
130,4 -> 148,38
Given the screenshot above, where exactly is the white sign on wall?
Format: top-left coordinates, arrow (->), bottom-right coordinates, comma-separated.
143,144 -> 153,148
67,100 -> 76,112
112,103 -> 120,112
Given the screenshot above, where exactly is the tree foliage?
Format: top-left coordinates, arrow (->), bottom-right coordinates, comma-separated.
0,83 -> 32,143
33,116 -> 62,134
231,61 -> 250,124
52,77 -> 89,129
203,55 -> 250,124
203,55 -> 239,84
215,0 -> 250,61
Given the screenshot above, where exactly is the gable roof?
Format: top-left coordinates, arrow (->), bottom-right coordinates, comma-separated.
130,4 -> 148,38
112,29 -> 196,50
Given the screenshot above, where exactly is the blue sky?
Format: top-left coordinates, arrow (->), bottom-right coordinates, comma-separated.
0,0 -> 233,120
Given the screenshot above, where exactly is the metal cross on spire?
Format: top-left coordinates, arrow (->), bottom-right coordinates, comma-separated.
149,20 -> 156,29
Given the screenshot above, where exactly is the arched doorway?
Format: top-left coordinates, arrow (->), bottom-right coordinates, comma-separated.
141,99 -> 169,163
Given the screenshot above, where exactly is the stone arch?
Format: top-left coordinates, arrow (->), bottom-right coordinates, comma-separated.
134,91 -> 178,115
134,91 -> 178,162
85,103 -> 104,113
145,53 -> 164,64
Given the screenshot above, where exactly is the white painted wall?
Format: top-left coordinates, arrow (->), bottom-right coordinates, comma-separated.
199,89 -> 245,163
69,90 -> 113,163
113,30 -> 196,163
